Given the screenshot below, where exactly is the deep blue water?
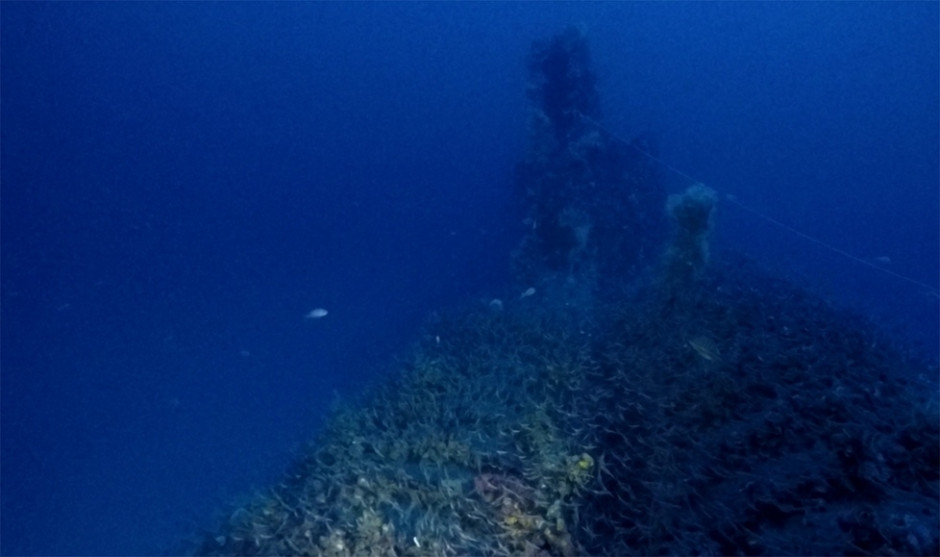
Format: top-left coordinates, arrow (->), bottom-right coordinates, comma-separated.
1,3 -> 936,555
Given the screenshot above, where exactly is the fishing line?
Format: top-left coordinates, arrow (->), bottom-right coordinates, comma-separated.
578,113 -> 940,296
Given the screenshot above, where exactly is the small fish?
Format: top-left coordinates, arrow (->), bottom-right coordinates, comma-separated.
305,308 -> 328,319
488,298 -> 504,311
520,287 -> 536,299
689,336 -> 720,361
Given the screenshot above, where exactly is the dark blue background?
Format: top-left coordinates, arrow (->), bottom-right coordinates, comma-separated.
2,3 -> 936,555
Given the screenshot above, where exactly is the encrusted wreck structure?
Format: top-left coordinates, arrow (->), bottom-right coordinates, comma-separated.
191,28 -> 938,557
511,27 -> 666,304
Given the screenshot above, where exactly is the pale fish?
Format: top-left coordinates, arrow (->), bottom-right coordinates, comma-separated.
305,308 -> 329,319
520,287 -> 536,299
689,336 -> 720,361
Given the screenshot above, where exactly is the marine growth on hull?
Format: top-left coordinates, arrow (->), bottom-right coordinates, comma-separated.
193,28 -> 939,557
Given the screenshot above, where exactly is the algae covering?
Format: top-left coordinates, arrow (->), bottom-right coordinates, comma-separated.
192,28 -> 938,556
193,261 -> 938,556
